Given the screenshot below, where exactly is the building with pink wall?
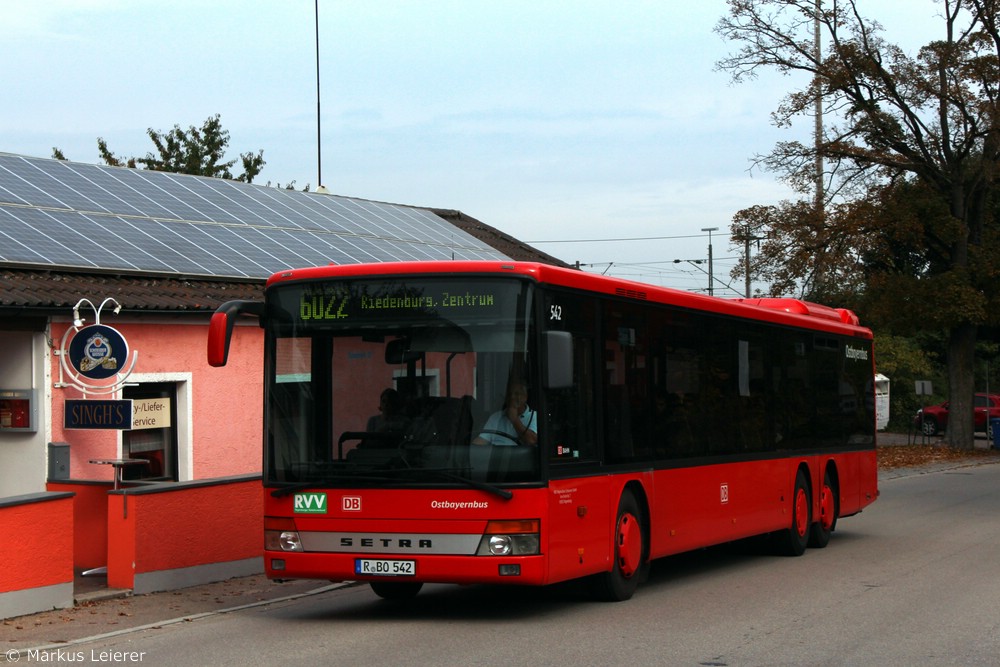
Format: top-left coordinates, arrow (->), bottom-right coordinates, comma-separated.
46,317 -> 263,482
0,152 -> 566,618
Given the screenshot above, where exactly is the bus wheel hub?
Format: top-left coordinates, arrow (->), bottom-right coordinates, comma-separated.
616,513 -> 642,578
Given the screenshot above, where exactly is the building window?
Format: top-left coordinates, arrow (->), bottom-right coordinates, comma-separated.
122,382 -> 178,481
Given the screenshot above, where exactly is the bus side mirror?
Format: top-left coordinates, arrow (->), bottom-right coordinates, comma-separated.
543,331 -> 573,389
207,300 -> 264,367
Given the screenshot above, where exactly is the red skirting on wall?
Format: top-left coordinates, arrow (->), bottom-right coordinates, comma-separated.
106,475 -> 263,594
0,492 -> 75,619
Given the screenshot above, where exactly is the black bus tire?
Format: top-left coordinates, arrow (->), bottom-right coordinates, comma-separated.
775,469 -> 811,557
370,581 -> 423,600
808,469 -> 838,549
592,490 -> 648,601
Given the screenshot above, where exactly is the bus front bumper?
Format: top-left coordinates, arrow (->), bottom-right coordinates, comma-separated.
265,551 -> 548,586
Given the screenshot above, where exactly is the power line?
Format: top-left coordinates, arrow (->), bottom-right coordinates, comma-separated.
576,257 -> 750,297
577,256 -> 741,267
526,231 -> 731,244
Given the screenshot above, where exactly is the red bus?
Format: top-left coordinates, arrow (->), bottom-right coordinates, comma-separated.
208,261 -> 878,601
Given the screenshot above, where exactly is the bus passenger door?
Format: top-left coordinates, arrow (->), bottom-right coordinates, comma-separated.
542,320 -> 609,580
545,331 -> 611,581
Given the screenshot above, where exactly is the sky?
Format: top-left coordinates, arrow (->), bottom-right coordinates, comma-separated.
0,0 -> 945,296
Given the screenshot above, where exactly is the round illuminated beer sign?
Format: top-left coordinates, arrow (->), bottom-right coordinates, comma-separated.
68,324 -> 129,380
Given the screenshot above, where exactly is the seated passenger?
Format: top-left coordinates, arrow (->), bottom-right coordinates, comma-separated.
473,382 -> 537,446
366,388 -> 409,434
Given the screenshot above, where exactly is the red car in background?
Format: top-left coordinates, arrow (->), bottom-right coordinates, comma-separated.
914,392 -> 1000,436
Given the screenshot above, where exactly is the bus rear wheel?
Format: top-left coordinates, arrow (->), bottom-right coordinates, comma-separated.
775,469 -> 811,557
592,490 -> 648,601
370,581 -> 423,600
808,469 -> 838,549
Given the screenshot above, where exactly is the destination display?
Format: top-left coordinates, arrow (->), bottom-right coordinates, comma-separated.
277,279 -> 522,326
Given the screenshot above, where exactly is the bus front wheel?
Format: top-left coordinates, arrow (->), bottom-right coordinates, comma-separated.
592,490 -> 648,602
370,581 -> 423,600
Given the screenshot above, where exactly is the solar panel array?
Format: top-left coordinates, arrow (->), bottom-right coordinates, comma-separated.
0,153 -> 508,279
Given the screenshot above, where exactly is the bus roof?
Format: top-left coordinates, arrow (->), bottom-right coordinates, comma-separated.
265,261 -> 871,338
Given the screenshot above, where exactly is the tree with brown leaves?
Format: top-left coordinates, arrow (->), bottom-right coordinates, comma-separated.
717,0 -> 1000,449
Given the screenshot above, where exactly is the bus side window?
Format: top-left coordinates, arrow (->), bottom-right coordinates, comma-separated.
542,291 -> 597,463
547,334 -> 596,462
601,302 -> 650,463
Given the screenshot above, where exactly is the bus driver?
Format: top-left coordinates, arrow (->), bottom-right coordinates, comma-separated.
473,381 -> 537,446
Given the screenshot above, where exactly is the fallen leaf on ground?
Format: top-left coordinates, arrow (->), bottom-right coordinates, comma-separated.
878,445 -> 999,470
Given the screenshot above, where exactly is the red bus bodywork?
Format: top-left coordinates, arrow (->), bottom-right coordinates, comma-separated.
212,261 -> 879,599
263,452 -> 876,585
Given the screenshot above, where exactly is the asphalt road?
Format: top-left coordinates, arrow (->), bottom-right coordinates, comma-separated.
6,459 -> 1000,666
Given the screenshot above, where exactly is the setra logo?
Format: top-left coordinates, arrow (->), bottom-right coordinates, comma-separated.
293,492 -> 328,514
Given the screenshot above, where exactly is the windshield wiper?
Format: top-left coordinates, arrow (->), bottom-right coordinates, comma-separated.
270,469 -> 513,500
269,473 -> 399,497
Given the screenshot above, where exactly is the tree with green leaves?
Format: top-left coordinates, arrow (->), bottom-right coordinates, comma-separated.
55,114 -> 265,183
717,0 -> 1000,449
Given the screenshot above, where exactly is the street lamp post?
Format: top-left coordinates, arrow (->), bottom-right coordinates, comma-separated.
316,1 -> 321,188
742,224 -> 766,299
701,227 -> 718,296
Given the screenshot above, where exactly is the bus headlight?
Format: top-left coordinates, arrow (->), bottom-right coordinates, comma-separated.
489,535 -> 512,555
476,519 -> 540,556
264,517 -> 303,552
265,529 -> 303,552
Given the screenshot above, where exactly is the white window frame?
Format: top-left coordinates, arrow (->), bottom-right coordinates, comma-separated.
118,372 -> 193,481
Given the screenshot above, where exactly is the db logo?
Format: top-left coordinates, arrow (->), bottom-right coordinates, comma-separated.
720,483 -> 729,505
342,496 -> 362,512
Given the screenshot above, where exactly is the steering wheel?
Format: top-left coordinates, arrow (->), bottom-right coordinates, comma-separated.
476,429 -> 520,445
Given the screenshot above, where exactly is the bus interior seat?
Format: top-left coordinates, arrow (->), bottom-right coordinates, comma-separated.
469,444 -> 491,480
604,384 -> 635,461
484,445 -> 535,483
406,395 -> 473,447
345,447 -> 402,466
405,395 -> 475,470
421,444 -> 471,470
340,430 -> 403,465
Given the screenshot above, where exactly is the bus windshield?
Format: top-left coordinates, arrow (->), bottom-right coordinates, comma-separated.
263,276 -> 539,488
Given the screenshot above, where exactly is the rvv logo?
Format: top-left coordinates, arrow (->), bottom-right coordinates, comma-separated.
293,492 -> 328,514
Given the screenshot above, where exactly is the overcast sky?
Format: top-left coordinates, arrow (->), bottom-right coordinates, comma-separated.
0,0 -> 944,295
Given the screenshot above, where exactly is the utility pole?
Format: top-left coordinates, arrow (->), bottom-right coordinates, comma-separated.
742,224 -> 766,298
701,227 -> 718,296
814,0 -> 823,216
744,233 -> 753,299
